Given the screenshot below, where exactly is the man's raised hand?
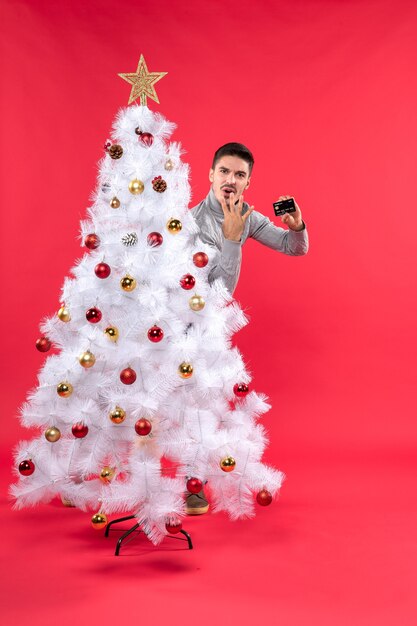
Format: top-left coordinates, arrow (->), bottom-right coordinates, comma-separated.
279,195 -> 304,231
220,193 -> 254,242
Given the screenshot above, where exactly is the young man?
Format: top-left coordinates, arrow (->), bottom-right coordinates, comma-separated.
185,142 -> 309,515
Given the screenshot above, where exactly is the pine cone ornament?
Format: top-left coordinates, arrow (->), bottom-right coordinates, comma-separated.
121,232 -> 138,247
109,144 -> 123,160
152,176 -> 167,193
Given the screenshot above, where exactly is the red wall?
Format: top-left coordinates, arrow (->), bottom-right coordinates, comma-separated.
1,0 -> 416,459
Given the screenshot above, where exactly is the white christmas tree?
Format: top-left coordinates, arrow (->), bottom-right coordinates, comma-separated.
11,56 -> 284,545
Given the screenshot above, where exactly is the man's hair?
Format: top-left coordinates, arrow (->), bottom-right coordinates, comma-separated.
212,142 -> 254,175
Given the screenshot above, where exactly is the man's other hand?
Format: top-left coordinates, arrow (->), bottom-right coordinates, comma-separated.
279,195 -> 304,231
220,193 -> 254,242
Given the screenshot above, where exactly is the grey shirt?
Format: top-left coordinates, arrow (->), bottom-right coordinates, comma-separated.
191,188 -> 309,294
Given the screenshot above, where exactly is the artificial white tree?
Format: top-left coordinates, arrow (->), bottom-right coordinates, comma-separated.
12,56 -> 284,545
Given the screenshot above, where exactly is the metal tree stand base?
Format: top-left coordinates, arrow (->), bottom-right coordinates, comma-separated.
104,514 -> 193,555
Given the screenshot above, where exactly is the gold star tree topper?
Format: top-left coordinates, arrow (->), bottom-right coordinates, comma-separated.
118,55 -> 167,106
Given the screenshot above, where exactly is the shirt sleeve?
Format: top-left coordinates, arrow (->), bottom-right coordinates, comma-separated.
248,210 -> 309,255
207,238 -> 242,295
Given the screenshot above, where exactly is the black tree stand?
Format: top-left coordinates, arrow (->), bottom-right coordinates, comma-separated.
104,514 -> 193,555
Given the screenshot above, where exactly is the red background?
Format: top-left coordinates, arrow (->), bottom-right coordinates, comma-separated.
1,1 -> 416,624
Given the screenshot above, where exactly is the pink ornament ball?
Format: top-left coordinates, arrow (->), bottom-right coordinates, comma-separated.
86,307 -> 102,323
256,489 -> 273,506
19,460 -> 35,476
120,367 -> 137,385
36,337 -> 51,352
165,519 -> 182,534
147,326 -> 164,342
186,477 -> 203,494
233,383 -> 250,397
94,263 -> 111,279
72,423 -> 89,438
147,232 -> 163,247
180,274 -> 196,290
193,252 -> 208,268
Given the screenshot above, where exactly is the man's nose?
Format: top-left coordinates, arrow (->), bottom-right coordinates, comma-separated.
226,173 -> 236,184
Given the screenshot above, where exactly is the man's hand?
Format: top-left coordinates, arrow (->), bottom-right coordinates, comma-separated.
279,195 -> 304,231
220,193 -> 254,242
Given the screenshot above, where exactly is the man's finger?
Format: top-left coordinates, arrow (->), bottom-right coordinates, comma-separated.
239,195 -> 246,215
242,206 -> 254,222
219,195 -> 229,215
232,193 -> 242,215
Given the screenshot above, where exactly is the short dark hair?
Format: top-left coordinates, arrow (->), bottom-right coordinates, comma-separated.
212,142 -> 254,175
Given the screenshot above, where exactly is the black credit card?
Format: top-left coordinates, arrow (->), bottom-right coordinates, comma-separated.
273,198 -> 296,216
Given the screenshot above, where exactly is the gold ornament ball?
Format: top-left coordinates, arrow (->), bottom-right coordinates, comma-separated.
109,406 -> 126,424
120,275 -> 137,292
91,512 -> 108,529
99,466 -> 115,483
79,350 -> 96,368
110,196 -> 120,208
189,294 -> 205,311
57,382 -> 73,397
45,426 -> 61,443
128,179 -> 144,195
104,326 -> 119,342
57,305 -> 71,322
220,456 -> 236,472
178,362 -> 193,379
164,159 -> 174,171
167,218 -> 182,234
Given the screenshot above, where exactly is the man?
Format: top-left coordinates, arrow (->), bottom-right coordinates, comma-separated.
185,142 -> 309,515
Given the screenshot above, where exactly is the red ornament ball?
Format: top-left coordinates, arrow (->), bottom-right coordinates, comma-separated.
36,336 -> 51,352
193,252 -> 209,268
86,307 -> 102,324
186,477 -> 203,494
120,367 -> 137,385
147,326 -> 164,342
84,233 -> 100,250
72,423 -> 89,438
165,519 -> 182,534
139,132 -> 154,147
233,383 -> 250,397
134,418 -> 152,436
94,262 -> 111,279
19,459 -> 35,476
256,489 -> 273,506
180,274 -> 196,290
147,232 -> 163,247
104,139 -> 112,151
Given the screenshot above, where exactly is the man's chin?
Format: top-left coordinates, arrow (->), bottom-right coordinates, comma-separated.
213,190 -> 228,204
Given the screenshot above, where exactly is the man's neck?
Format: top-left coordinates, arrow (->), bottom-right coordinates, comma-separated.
207,187 -> 224,215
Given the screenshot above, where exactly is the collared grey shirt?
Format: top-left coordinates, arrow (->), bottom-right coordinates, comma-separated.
191,188 -> 309,294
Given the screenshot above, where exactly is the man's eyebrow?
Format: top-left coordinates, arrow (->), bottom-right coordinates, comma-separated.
219,166 -> 248,176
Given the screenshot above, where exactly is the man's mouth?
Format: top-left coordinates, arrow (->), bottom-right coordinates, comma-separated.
222,186 -> 236,194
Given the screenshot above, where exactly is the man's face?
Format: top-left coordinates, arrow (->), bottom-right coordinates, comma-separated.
209,155 -> 251,206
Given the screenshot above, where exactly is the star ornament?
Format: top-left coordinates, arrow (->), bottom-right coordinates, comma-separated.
118,55 -> 167,106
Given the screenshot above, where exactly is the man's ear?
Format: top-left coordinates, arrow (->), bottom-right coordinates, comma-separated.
209,168 -> 214,183
245,177 -> 251,190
